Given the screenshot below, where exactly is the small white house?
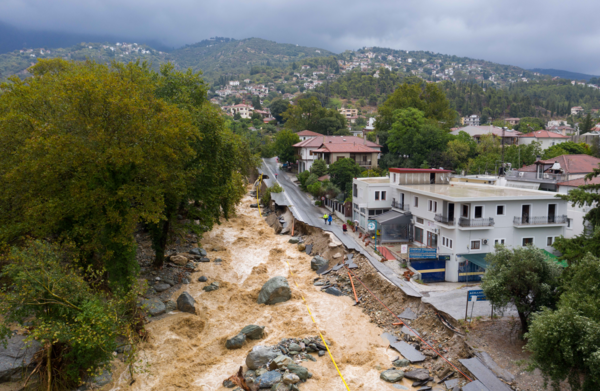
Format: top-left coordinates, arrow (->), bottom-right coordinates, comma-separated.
519,130 -> 569,149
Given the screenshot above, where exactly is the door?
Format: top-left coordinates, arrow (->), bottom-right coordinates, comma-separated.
427,231 -> 438,248
448,203 -> 455,221
522,205 -> 530,224
548,204 -> 556,223
400,193 -> 405,208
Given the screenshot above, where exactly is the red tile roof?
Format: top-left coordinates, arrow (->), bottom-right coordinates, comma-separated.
518,155 -> 600,174
557,176 -> 600,187
293,136 -> 381,148
389,168 -> 452,173
296,130 -> 322,137
519,130 -> 569,139
314,143 -> 379,153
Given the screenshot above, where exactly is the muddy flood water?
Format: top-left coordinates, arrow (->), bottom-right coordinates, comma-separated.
109,194 -> 421,391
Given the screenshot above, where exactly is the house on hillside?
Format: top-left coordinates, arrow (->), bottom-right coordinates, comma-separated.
229,81 -> 240,86
505,118 -> 520,126
571,106 -> 584,115
462,115 -> 480,126
296,130 -> 321,141
518,130 -> 569,149
311,142 -> 379,170
557,176 -> 600,238
294,136 -> 381,173
224,104 -> 254,119
451,125 -> 521,145
506,154 -> 600,192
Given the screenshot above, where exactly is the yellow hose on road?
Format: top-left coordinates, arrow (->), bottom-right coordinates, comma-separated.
256,174 -> 263,217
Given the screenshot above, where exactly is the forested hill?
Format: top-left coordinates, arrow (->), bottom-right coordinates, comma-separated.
530,68 -> 599,82
169,37 -> 335,80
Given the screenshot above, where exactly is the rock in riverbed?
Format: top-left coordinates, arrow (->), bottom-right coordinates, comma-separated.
226,333 -> 246,349
310,256 -> 328,271
176,292 -> 196,314
257,276 -> 291,305
246,346 -> 280,370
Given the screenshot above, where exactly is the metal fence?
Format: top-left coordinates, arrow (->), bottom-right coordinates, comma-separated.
458,217 -> 495,227
513,215 -> 568,225
434,214 -> 455,225
391,201 -> 410,212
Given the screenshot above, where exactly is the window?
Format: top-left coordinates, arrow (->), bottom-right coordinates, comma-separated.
471,240 -> 481,250
449,239 -> 453,249
567,218 -> 572,229
496,205 -> 505,215
429,200 -> 433,211
474,206 -> 483,219
427,232 -> 438,247
522,238 -> 534,246
416,217 -> 424,224
414,197 -> 419,207
434,201 -> 438,213
393,173 -> 397,183
462,205 -> 469,218
415,227 -> 424,243
353,184 -> 358,197
494,239 -> 506,246
381,191 -> 386,201
369,210 -> 375,216
442,237 -> 453,249
375,191 -> 380,200
547,237 -> 553,246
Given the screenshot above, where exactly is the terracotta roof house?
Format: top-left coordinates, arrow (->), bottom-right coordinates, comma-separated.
507,154 -> 600,191
311,141 -> 379,169
296,130 -> 322,141
294,136 -> 382,173
519,130 -> 570,149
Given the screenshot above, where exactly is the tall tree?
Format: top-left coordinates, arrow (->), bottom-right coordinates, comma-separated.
328,158 -> 362,195
482,246 -> 562,333
274,129 -> 300,163
282,96 -> 347,134
525,253 -> 600,391
269,98 -> 290,123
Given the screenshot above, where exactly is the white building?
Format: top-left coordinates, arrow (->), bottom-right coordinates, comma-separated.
351,177 -> 393,230
294,135 -> 381,173
557,176 -> 599,238
354,168 -> 569,282
463,115 -> 480,126
518,130 -> 569,149
229,81 -> 240,86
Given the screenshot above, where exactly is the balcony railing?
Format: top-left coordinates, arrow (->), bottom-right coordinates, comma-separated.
391,201 -> 410,212
434,214 -> 455,225
458,217 -> 495,227
513,215 -> 568,225
506,171 -> 567,182
356,160 -> 372,167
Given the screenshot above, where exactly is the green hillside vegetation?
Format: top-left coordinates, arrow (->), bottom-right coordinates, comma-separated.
168,37 -> 335,81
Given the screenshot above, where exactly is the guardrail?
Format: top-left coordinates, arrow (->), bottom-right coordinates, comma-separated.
513,215 -> 568,225
434,214 -> 455,225
391,201 -> 410,212
458,217 -> 495,227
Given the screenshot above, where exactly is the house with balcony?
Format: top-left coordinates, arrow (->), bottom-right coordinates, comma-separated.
385,168 -> 567,282
294,136 -> 381,173
506,154 -> 600,191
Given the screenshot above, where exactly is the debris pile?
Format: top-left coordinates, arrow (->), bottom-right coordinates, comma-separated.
226,336 -> 331,390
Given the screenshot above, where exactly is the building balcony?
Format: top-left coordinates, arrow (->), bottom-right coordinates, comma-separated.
513,215 -> 568,227
434,214 -> 455,225
458,217 -> 495,228
356,160 -> 372,167
506,171 -> 567,183
391,201 -> 410,212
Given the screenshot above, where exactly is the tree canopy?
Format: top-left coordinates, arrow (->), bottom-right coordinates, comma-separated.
274,129 -> 300,163
328,158 -> 362,195
282,96 -> 347,135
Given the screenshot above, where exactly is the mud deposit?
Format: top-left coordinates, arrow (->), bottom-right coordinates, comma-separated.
109,194 -> 422,391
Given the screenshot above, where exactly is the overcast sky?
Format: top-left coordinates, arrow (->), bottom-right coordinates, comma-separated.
2,0 -> 599,75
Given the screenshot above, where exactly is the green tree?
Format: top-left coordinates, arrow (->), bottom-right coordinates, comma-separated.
0,59 -> 198,291
0,241 -> 143,389
274,129 -> 300,163
252,95 -> 262,110
542,141 -> 589,159
446,139 -> 471,169
271,100 -> 288,120
580,113 -> 594,134
328,158 -> 361,195
310,159 -> 328,177
482,246 -> 562,333
525,253 -> 600,391
282,96 -> 347,134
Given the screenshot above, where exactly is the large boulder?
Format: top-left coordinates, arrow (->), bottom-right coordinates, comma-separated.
310,256 -> 328,271
246,346 -> 279,370
257,277 -> 291,305
141,298 -> 166,317
170,254 -> 189,266
176,292 -> 196,314
0,335 -> 41,382
190,247 -> 207,257
226,334 -> 246,350
240,325 -> 265,340
380,369 -> 404,383
154,283 -> 171,292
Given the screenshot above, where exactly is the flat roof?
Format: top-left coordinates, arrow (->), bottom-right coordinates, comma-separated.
395,183 -> 562,202
358,177 -> 390,184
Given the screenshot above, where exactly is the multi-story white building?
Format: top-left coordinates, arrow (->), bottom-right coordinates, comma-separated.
353,168 -> 569,282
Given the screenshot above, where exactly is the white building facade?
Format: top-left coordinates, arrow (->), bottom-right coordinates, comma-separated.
351,177 -> 392,231
387,168 -> 568,282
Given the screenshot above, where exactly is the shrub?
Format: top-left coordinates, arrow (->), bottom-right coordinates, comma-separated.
307,181 -> 323,197
305,173 -> 319,188
261,183 -> 284,205
0,241 -> 145,389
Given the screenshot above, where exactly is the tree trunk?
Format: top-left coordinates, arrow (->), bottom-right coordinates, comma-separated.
518,310 -> 529,334
151,219 -> 170,268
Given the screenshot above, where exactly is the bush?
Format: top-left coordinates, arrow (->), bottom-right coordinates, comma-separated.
307,181 -> 323,197
310,159 -> 328,177
261,183 -> 284,205
297,171 -> 310,189
0,241 -> 144,389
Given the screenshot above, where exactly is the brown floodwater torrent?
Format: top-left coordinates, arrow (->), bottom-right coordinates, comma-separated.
108,194 -> 421,391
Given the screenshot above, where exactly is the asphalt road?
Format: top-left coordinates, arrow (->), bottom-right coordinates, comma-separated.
259,157 -> 422,298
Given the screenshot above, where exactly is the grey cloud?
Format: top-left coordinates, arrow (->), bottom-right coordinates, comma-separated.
1,0 -> 599,74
